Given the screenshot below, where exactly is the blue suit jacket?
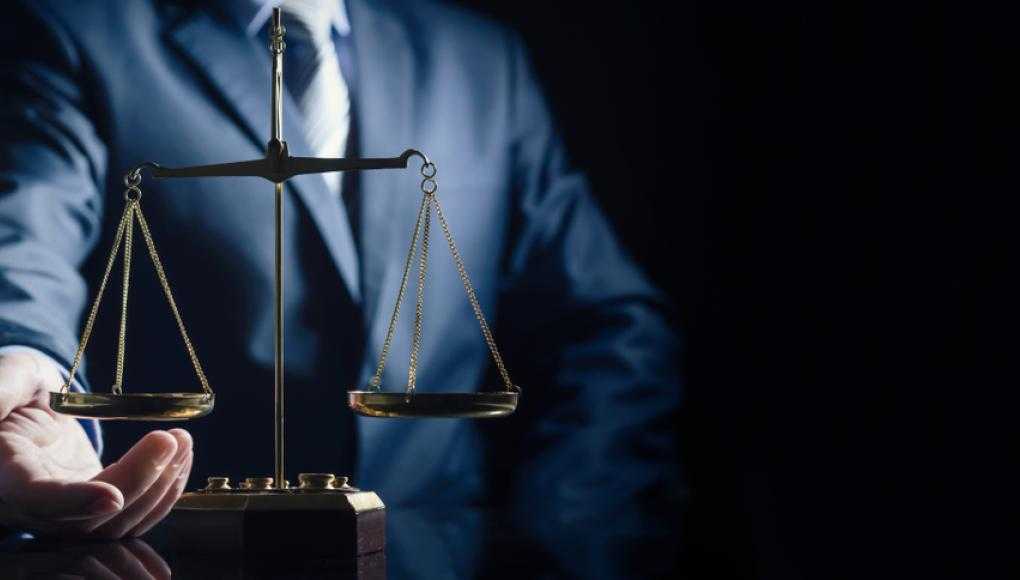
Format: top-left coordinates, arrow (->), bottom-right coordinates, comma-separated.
0,0 -> 679,521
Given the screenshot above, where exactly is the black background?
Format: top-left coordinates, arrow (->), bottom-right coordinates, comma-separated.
457,1 -> 990,577
0,0 -> 991,575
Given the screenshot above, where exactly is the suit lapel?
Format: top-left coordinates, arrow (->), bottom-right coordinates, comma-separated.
348,0 -> 416,337
168,11 -> 268,152
168,10 -> 361,302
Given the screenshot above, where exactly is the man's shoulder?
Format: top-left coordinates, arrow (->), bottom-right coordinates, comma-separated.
17,0 -> 151,29
363,0 -> 523,65
19,1 -> 524,62
14,0 -> 164,56
370,0 -> 511,35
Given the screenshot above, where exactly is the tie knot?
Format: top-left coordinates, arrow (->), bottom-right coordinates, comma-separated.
281,0 -> 335,43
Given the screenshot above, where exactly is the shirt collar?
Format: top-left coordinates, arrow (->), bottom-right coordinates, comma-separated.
230,0 -> 351,38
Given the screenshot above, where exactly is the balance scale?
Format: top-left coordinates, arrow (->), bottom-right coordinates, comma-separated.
48,8 -> 519,557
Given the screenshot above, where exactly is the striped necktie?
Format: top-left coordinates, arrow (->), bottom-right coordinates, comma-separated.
281,0 -> 351,195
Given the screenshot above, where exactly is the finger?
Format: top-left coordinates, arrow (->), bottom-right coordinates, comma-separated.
92,430 -> 178,509
0,471 -> 124,521
124,539 -> 173,580
127,440 -> 192,538
90,430 -> 191,538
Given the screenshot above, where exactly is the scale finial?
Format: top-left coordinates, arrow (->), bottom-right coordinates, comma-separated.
269,7 -> 285,146
270,7 -> 285,53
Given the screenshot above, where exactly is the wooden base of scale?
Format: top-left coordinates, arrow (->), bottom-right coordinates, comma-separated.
163,474 -> 385,560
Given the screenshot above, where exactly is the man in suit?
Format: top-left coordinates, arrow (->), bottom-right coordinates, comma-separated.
0,0 -> 679,538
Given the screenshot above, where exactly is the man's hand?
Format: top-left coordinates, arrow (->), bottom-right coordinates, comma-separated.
0,351 -> 193,538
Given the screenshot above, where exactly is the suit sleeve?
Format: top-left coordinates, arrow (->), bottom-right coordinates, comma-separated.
0,3 -> 106,397
496,33 -> 683,531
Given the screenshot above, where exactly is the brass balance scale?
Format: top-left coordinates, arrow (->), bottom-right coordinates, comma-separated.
47,8 -> 518,556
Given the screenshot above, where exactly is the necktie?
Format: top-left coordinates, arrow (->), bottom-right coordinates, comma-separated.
281,0 -> 351,195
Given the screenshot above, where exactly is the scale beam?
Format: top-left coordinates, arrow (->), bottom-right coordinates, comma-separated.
128,148 -> 429,185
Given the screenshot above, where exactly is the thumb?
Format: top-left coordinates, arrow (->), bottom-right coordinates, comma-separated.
0,353 -> 52,421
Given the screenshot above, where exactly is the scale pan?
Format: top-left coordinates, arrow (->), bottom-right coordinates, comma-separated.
49,392 -> 214,421
348,391 -> 518,418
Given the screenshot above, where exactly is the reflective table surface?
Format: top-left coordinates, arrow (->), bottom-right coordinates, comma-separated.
0,507 -> 681,579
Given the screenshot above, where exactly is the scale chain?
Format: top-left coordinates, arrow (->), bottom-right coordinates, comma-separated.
368,194 -> 428,391
406,193 -> 433,393
134,200 -> 212,394
432,193 -> 515,392
61,203 -> 133,395
113,202 -> 135,394
367,162 -> 517,394
60,177 -> 212,396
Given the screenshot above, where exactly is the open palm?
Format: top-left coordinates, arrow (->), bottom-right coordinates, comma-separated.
0,352 -> 192,538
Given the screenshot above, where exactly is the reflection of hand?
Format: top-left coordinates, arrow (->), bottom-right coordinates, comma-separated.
0,538 -> 171,580
0,352 -> 193,538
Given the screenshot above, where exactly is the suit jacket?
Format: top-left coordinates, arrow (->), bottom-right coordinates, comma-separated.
0,0 -> 680,521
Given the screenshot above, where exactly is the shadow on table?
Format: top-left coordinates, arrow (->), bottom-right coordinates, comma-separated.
388,506 -> 679,579
0,506 -> 680,579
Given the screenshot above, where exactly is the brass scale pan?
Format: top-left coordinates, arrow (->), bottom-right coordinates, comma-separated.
50,392 -> 214,421
50,391 -> 517,420
347,391 -> 518,419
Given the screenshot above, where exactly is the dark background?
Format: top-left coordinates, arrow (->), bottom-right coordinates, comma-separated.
0,0 -> 989,576
458,1 -> 988,578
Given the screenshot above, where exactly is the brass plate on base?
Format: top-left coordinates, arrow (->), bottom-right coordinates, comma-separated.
49,392 -> 214,420
348,390 -> 518,418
